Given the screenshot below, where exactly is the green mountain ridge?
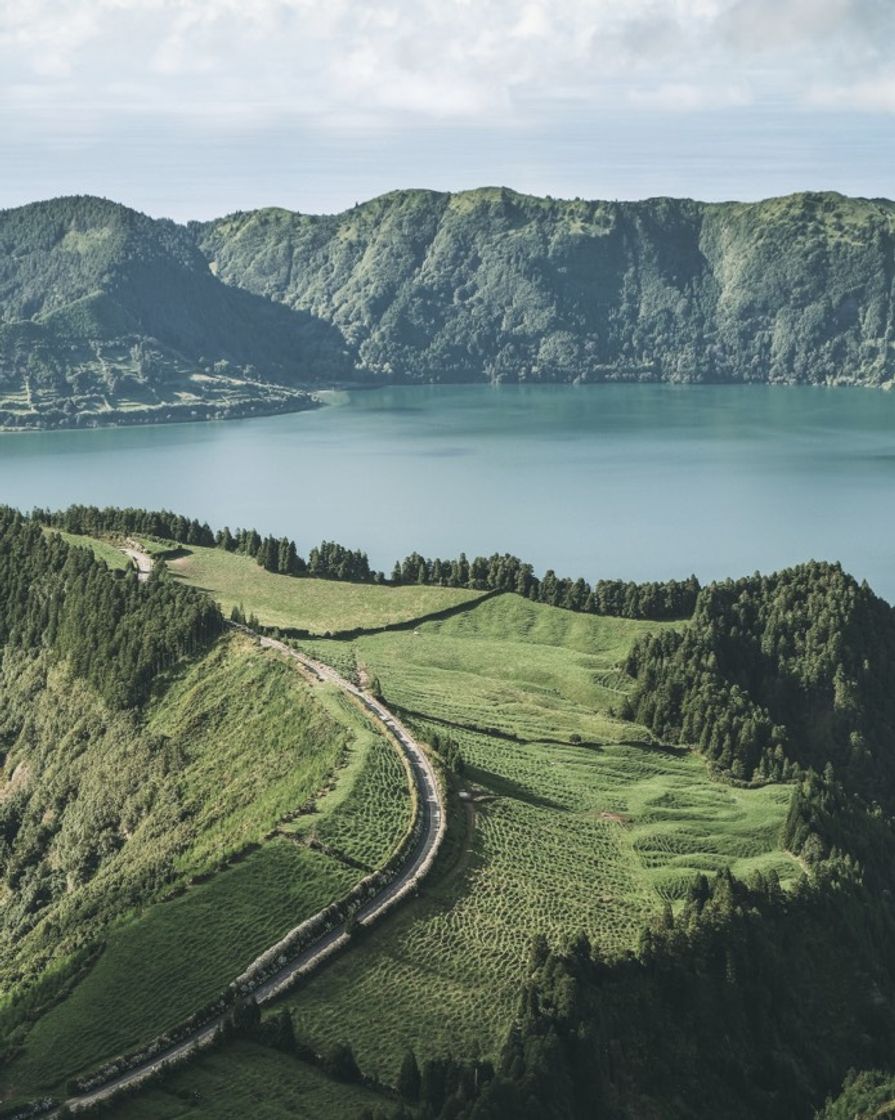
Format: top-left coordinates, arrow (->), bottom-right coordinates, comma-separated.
2,189 -> 895,426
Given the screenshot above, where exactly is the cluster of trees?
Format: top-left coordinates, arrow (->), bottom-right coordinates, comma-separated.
621,562 -> 895,791
428,730 -> 465,774
0,509 -> 222,709
215,526 -> 305,576
392,550 -> 699,620
39,505 -> 216,548
217,529 -> 372,581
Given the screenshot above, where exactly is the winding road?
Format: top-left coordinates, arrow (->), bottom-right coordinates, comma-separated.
53,552 -> 446,1116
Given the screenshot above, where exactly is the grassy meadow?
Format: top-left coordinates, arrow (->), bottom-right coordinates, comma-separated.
44,528 -> 132,571
167,544 -> 484,634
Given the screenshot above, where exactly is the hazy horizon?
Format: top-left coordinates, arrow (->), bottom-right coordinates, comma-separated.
3,1 -> 895,221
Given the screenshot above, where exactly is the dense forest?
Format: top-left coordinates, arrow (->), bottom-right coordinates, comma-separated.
621,562 -> 895,794
0,509 -> 221,707
2,189 -> 895,424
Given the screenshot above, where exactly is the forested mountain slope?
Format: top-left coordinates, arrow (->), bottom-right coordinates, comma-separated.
2,189 -> 895,426
0,197 -> 350,427
198,188 -> 895,387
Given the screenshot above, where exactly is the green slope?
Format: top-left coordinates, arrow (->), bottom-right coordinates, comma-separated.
3,189 -> 895,426
0,631 -> 412,1100
199,188 -> 895,387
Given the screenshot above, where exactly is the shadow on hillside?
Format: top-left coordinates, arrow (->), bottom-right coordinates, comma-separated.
466,764 -> 565,811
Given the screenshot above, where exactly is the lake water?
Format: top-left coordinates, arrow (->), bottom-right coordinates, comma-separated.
1,383 -> 894,601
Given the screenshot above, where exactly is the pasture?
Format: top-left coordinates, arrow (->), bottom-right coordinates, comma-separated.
167,544 -> 484,634
278,595 -> 798,1081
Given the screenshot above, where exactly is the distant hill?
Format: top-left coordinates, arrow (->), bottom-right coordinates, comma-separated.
2,189 -> 895,426
0,196 -> 351,427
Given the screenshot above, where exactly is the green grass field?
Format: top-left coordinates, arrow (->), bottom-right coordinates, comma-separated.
44,529 -> 132,571
0,635 -> 413,1101
167,544 -> 484,635
100,1040 -> 389,1120
273,595 -> 799,1082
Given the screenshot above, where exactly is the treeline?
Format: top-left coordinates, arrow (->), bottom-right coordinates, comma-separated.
38,505 -> 216,548
392,551 -> 699,620
38,505 -> 699,620
39,505 -> 375,583
2,509 -> 222,708
621,561 -> 895,792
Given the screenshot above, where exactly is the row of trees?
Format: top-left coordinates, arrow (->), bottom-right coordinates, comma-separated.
38,505 -> 702,620
38,505 -> 216,548
392,550 -> 700,620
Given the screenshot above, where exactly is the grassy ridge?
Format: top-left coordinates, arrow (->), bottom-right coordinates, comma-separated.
0,633 -> 413,1100
167,544 -> 484,634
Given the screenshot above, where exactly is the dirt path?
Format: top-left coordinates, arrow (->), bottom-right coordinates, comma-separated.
120,540 -> 153,582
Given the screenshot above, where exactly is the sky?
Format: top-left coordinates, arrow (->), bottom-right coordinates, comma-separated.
2,0 -> 895,220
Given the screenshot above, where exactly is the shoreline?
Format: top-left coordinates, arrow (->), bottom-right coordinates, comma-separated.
0,376 -> 890,435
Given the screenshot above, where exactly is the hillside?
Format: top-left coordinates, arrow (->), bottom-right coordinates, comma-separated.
2,190 -> 895,426
0,197 -> 350,427
198,188 -> 895,387
0,515 -> 414,1106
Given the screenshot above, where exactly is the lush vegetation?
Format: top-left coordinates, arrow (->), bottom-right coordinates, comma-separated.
622,561 -> 895,792
392,550 -> 699,620
0,508 -> 221,708
3,189 -> 895,426
0,195 -> 349,428
167,545 -> 484,635
274,596 -> 798,1084
9,503 -> 895,1120
200,188 -> 895,388
0,513 -> 414,1103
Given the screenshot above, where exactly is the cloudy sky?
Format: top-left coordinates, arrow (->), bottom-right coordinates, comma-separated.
2,0 -> 894,219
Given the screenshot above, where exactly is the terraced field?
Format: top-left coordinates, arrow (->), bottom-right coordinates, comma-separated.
100,1040 -> 389,1120
278,595 -> 800,1080
167,544 -> 485,634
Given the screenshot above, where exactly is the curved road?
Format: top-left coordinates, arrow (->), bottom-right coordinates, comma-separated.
55,567 -> 446,1115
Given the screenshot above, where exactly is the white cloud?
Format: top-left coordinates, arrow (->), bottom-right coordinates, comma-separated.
1,0 -> 891,134
1,0 -> 893,216
805,78 -> 895,114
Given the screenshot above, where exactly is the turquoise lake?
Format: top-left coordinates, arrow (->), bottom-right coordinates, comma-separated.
1,384 -> 894,600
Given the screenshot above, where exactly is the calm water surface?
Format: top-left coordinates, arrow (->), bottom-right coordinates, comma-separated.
1,384 -> 893,600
